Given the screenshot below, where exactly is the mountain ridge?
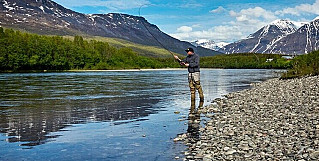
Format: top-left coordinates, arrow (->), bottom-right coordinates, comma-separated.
219,19 -> 319,55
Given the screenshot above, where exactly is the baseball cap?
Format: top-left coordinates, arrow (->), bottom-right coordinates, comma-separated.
185,48 -> 194,53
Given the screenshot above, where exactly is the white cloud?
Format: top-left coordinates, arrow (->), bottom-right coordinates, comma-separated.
210,6 -> 226,13
229,7 -> 277,21
177,26 -> 193,33
275,0 -> 319,16
54,0 -> 150,11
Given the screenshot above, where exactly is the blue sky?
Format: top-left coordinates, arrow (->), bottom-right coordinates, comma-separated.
54,0 -> 319,43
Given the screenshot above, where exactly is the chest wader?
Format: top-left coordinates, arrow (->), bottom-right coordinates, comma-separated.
188,72 -> 204,107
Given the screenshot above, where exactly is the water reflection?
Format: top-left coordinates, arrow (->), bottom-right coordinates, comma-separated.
187,102 -> 203,142
182,102 -> 203,160
0,96 -> 160,146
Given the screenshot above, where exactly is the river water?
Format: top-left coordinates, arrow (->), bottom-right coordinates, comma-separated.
0,69 -> 282,161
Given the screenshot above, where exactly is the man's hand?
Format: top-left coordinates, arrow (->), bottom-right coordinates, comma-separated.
184,63 -> 189,67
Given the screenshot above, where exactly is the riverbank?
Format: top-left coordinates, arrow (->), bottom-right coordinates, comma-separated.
178,75 -> 319,160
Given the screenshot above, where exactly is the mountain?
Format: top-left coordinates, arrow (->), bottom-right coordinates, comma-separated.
263,18 -> 319,55
219,19 -> 297,54
191,39 -> 229,51
0,0 -> 220,56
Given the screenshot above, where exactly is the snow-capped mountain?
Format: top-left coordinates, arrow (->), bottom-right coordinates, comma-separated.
220,18 -> 319,55
219,19 -> 297,54
0,0 -> 220,56
191,39 -> 229,51
263,18 -> 319,55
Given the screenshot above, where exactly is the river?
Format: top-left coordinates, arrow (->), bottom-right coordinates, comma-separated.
0,69 -> 283,160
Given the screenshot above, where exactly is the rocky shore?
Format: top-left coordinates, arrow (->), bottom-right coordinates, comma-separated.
176,76 -> 319,160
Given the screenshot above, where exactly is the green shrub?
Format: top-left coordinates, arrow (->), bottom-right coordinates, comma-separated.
281,50 -> 319,79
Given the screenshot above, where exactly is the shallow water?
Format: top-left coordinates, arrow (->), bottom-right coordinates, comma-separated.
0,69 -> 283,160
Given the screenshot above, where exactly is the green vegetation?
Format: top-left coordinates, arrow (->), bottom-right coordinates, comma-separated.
201,53 -> 292,69
281,50 -> 319,79
0,27 -> 180,71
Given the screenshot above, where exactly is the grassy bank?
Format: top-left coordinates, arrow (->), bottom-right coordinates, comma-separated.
281,50 -> 319,79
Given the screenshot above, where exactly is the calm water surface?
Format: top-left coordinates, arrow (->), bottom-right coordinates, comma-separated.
0,69 -> 283,160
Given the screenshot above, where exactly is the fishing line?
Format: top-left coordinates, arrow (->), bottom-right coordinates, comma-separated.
138,5 -> 175,57
139,5 -> 259,63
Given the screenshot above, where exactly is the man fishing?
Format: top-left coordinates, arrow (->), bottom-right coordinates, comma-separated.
174,48 -> 204,107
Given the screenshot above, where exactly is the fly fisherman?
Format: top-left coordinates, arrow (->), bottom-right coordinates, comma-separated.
174,48 -> 204,107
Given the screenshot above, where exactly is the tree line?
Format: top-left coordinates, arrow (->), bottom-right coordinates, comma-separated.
200,53 -> 292,69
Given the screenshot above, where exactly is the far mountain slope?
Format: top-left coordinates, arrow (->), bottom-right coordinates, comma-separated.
263,18 -> 319,55
219,19 -> 297,54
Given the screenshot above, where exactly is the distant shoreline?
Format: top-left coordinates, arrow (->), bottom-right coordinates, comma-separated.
0,68 -> 184,73
67,68 -> 186,72
0,68 -> 285,73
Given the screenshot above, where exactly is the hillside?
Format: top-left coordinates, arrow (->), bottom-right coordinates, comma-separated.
0,0 -> 220,56
64,36 -> 182,58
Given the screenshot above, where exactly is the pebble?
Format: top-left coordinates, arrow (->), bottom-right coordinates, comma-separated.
310,151 -> 319,159
175,76 -> 319,160
225,149 -> 237,155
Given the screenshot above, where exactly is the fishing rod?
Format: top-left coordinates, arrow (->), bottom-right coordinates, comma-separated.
138,5 -> 176,58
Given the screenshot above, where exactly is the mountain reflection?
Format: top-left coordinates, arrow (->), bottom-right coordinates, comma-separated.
0,96 -> 160,146
0,72 -> 166,147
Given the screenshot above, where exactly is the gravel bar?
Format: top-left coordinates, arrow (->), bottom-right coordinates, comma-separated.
176,76 -> 319,160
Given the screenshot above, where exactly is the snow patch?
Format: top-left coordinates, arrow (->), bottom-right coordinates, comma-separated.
3,0 -> 15,11
270,19 -> 297,34
6,14 -> 13,17
191,39 -> 229,50
39,6 -> 45,13
293,21 -> 308,29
